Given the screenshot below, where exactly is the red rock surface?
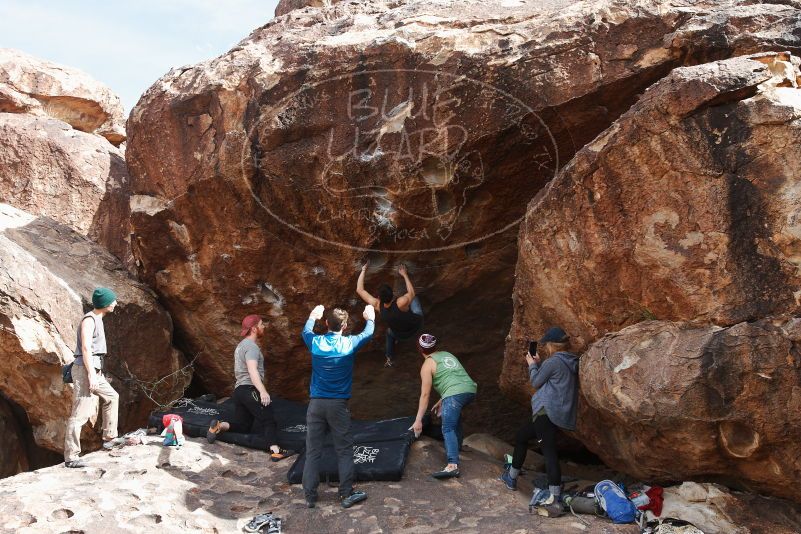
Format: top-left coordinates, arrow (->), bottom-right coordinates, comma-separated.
126,0 -> 801,400
0,204 -> 189,454
578,318 -> 801,503
504,52 -> 801,394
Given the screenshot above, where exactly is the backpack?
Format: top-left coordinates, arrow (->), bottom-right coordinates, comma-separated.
595,480 -> 638,524
62,362 -> 74,384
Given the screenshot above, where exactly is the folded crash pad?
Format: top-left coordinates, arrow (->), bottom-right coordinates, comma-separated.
286,416 -> 416,483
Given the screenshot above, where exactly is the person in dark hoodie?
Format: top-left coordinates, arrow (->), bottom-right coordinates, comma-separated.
499,326 -> 579,518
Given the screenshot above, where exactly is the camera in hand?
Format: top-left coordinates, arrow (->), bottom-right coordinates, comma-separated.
528,340 -> 538,356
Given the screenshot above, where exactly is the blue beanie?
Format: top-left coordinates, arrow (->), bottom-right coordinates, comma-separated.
92,287 -> 117,309
539,326 -> 569,344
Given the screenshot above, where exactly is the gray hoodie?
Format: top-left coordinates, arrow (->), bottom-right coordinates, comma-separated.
529,351 -> 579,431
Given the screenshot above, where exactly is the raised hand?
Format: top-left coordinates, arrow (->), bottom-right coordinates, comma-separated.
310,305 -> 325,321
363,304 -> 376,322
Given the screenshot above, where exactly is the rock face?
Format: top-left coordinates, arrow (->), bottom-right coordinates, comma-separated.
0,203 -> 189,454
503,52 -> 801,399
0,50 -> 132,268
127,0 -> 801,398
0,48 -> 125,145
274,0 -> 341,17
0,113 -> 131,266
579,318 -> 801,503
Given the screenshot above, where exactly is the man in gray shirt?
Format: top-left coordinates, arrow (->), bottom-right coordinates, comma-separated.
206,314 -> 293,461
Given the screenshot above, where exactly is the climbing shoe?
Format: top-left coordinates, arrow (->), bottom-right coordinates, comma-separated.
64,459 -> 87,468
265,517 -> 282,533
340,489 -> 367,508
270,448 -> 296,462
432,467 -> 460,479
243,512 -> 274,532
499,468 -> 517,490
535,501 -> 565,518
206,419 -> 222,444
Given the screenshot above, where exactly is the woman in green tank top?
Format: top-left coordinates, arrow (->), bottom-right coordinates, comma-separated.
410,334 -> 477,479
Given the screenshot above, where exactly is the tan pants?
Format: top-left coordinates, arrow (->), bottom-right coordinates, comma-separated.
64,364 -> 119,461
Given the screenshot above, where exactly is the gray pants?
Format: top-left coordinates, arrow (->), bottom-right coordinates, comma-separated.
302,398 -> 354,499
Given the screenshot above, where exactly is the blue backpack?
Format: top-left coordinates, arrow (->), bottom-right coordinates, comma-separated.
594,480 -> 638,524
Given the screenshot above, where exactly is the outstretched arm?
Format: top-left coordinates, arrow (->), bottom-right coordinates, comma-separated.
411,358 -> 435,436
350,305 -> 375,352
395,264 -> 416,309
356,263 -> 380,309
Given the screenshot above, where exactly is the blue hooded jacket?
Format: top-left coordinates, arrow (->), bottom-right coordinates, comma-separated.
301,318 -> 374,398
529,351 -> 579,431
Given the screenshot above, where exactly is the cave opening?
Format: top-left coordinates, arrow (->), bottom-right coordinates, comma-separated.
0,393 -> 61,480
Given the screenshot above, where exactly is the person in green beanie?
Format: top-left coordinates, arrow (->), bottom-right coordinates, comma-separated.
64,287 -> 120,468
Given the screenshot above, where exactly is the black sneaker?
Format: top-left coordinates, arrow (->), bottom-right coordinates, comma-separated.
432,467 -> 460,479
64,459 -> 86,468
340,489 -> 367,508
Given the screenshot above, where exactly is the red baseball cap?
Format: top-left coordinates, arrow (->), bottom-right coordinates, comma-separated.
240,314 -> 262,337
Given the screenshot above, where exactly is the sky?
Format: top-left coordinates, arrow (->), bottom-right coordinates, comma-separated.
0,0 -> 280,114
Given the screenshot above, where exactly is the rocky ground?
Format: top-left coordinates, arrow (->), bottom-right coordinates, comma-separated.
0,435 -> 636,534
2,433 -> 799,534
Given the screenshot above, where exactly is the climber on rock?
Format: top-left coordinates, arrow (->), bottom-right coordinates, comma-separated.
499,326 -> 579,518
410,334 -> 477,479
301,303 -> 375,509
206,314 -> 294,462
64,287 -> 121,468
356,262 -> 423,367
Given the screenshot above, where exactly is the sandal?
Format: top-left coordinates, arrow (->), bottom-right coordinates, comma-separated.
384,357 -> 393,367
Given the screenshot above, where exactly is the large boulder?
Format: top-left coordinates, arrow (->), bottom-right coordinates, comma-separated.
0,113 -> 131,266
503,52 -> 801,402
0,203 -> 189,453
0,48 -> 125,145
126,0 -> 801,397
578,318 -> 801,503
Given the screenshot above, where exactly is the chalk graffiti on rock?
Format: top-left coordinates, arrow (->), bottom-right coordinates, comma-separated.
242,69 -> 558,253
